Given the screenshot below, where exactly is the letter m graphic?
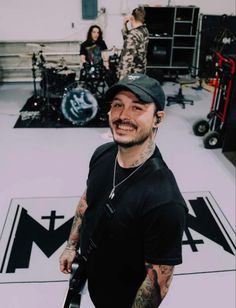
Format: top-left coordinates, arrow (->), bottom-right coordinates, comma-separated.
0,204 -> 73,274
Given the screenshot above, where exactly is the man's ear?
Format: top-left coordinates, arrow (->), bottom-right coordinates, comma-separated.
153,111 -> 165,127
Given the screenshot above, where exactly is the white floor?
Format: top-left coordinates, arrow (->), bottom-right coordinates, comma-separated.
0,82 -> 235,308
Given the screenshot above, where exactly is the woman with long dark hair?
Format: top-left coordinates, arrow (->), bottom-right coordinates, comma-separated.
80,25 -> 108,65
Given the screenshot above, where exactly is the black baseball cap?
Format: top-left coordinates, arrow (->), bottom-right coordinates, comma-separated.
105,73 -> 165,110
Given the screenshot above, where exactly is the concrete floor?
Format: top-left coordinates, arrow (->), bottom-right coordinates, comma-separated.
0,81 -> 235,308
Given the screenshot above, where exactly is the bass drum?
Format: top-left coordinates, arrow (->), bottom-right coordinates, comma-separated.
61,85 -> 98,125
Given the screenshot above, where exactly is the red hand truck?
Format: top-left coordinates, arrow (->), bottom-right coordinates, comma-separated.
193,51 -> 236,149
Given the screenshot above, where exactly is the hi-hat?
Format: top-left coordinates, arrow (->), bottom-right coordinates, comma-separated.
26,43 -> 52,50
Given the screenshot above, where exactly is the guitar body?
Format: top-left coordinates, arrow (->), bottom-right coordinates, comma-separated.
62,256 -> 87,308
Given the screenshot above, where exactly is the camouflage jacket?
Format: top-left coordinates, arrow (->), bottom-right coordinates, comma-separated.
117,24 -> 149,79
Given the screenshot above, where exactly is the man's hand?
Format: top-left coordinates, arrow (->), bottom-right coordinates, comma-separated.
123,15 -> 131,25
59,248 -> 77,274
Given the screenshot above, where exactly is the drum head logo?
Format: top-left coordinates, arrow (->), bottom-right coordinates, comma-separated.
61,88 -> 98,125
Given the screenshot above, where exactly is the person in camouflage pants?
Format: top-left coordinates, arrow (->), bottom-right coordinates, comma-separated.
117,6 -> 149,80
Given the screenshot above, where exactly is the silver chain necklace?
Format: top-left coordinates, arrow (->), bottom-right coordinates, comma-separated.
109,155 -> 148,200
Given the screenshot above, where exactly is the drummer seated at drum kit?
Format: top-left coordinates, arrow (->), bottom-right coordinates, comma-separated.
79,25 -> 121,88
80,25 -> 108,69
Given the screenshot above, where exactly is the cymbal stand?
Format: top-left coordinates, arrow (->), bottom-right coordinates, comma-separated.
31,52 -> 38,98
31,50 -> 47,98
39,62 -> 61,125
22,52 -> 41,127
39,66 -> 55,123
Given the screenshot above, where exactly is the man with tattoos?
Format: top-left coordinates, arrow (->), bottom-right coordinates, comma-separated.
60,73 -> 187,308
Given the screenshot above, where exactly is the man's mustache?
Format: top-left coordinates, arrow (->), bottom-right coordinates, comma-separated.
112,119 -> 137,129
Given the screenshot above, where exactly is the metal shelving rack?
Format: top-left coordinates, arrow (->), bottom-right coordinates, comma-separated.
145,6 -> 200,79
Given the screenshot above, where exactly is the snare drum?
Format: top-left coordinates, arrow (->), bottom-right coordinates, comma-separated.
61,86 -> 98,125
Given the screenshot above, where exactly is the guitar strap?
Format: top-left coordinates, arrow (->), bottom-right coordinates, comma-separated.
82,156 -> 162,260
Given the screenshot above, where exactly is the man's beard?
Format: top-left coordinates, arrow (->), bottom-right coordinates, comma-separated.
114,134 -> 150,148
110,119 -> 152,148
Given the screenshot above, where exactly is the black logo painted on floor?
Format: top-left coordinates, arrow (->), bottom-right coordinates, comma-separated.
0,192 -> 235,283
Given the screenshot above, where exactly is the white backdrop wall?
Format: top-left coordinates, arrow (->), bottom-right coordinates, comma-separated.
0,0 -> 235,48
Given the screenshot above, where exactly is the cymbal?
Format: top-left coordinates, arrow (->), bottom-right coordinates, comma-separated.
44,60 -> 78,67
46,60 -> 59,64
58,69 -> 76,75
103,47 -> 122,52
18,53 -> 35,58
26,43 -> 43,48
43,63 -> 58,68
26,43 -> 52,50
63,61 -> 79,65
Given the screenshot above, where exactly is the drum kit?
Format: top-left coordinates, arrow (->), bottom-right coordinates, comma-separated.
23,44 -> 121,126
79,46 -> 121,96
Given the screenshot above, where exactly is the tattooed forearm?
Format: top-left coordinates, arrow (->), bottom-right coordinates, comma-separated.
66,191 -> 88,250
77,190 -> 87,218
158,265 -> 174,298
132,263 -> 174,308
132,263 -> 161,308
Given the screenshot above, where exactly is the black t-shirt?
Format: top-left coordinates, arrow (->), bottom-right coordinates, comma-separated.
80,39 -> 107,64
80,142 -> 187,308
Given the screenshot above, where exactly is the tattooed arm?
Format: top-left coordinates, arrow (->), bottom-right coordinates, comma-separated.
59,190 -> 88,274
132,263 -> 174,308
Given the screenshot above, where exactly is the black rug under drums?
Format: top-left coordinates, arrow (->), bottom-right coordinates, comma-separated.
14,55 -> 118,128
14,94 -> 109,128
